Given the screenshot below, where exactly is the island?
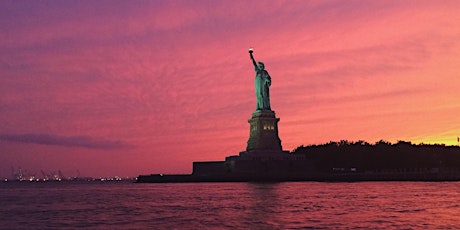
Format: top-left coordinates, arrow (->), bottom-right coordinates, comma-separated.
137,49 -> 460,183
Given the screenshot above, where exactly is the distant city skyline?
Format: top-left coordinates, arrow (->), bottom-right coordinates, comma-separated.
1,0 -> 460,178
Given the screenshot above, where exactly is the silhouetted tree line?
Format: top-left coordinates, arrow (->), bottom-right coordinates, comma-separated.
292,140 -> 460,171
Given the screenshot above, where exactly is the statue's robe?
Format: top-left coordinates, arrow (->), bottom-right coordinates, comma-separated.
254,67 -> 271,110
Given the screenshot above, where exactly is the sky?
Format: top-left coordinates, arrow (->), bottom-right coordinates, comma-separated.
1,0 -> 460,179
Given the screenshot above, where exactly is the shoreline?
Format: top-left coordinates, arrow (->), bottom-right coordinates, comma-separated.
137,171 -> 460,183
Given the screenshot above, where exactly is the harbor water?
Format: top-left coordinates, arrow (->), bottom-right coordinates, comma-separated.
1,181 -> 459,229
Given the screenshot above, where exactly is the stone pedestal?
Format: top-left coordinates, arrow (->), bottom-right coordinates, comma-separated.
246,110 -> 283,152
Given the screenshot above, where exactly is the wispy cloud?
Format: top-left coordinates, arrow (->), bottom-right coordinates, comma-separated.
0,133 -> 132,150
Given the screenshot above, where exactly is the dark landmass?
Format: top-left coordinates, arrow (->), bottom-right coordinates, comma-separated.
137,140 -> 460,183
292,140 -> 460,171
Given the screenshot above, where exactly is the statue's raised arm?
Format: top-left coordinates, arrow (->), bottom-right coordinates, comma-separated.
249,48 -> 258,69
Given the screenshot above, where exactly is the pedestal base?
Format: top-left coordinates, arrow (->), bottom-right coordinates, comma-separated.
246,110 -> 283,152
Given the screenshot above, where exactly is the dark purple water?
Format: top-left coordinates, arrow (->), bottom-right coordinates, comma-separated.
0,181 -> 459,229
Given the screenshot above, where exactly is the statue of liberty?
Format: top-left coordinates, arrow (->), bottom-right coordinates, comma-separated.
249,48 -> 271,111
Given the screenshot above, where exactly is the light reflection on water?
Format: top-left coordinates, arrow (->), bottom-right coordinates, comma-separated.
0,181 -> 459,229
